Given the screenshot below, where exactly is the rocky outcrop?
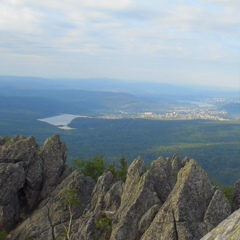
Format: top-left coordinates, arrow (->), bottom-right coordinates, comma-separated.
0,136 -> 42,231
9,170 -> 95,240
182,156 -> 190,166
138,204 -> 161,235
172,153 -> 182,173
0,135 -> 68,231
204,188 -> 231,230
232,180 -> 240,211
110,157 -> 161,240
201,208 -> 240,240
74,171 -> 124,240
39,135 -> 68,200
141,160 -> 231,240
0,136 -> 9,146
0,163 -> 25,231
0,135 -> 236,239
150,157 -> 176,203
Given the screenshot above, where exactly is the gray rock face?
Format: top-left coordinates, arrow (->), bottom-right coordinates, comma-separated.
104,180 -> 124,211
39,135 -> 67,200
0,135 -> 68,231
110,157 -> 160,240
0,163 -> 25,231
138,204 -> 161,235
232,180 -> 240,211
75,157 -> 177,240
204,188 -> 231,231
201,208 -> 240,240
9,170 -> 95,240
0,136 -> 42,231
150,157 -> 176,203
141,160 -> 231,240
172,153 -> 182,173
0,136 -> 9,146
86,171 -> 115,213
182,156 -> 190,166
0,135 -> 235,239
74,172 -> 124,240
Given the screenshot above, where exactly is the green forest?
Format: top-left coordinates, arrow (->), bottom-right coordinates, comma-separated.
0,110 -> 239,186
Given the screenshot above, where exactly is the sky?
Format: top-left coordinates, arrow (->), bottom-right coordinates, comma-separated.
0,0 -> 239,89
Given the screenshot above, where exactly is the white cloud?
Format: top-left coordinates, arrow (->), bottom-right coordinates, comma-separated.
0,3 -> 42,34
0,0 -> 239,87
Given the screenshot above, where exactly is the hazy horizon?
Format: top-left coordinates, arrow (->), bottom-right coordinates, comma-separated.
0,1 -> 239,89
0,75 -> 239,92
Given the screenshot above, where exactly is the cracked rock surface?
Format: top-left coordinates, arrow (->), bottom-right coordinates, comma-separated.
9,170 -> 95,240
0,135 -> 68,232
141,160 -> 231,240
0,135 -> 238,239
201,208 -> 240,240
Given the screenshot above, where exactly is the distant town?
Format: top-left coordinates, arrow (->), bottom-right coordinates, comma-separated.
37,96 -> 239,131
98,98 -> 239,121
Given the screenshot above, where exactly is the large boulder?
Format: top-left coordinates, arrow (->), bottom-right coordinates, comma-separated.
0,163 -> 25,231
0,136 -> 42,230
0,136 -> 43,204
9,170 -> 95,240
39,135 -> 68,200
201,208 -> 240,240
141,160 -> 231,240
204,188 -> 231,231
0,135 -> 69,232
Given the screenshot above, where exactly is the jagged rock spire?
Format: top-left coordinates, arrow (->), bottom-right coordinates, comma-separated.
0,135 -> 236,239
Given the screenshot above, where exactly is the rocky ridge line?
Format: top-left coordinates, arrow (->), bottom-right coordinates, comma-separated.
0,135 -> 239,239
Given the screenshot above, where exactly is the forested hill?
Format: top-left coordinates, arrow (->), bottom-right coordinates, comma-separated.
0,76 -> 239,187
0,116 -> 239,186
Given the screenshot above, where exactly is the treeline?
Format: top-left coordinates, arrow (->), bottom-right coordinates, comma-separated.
0,116 -> 239,186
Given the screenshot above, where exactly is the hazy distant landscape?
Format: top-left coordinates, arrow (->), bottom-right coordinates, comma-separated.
0,2 -> 239,239
0,76 -> 239,186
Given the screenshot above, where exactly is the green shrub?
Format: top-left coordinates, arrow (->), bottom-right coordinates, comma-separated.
72,154 -> 105,181
0,230 -> 8,240
222,186 -> 233,205
106,156 -> 128,182
173,172 -> 178,181
95,217 -> 112,240
117,156 -> 128,182
212,178 -> 233,205
72,155 -> 127,182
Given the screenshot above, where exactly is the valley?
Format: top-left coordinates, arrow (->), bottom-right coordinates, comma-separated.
0,76 -> 239,186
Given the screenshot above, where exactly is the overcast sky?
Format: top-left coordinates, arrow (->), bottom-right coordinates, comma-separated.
0,0 -> 239,88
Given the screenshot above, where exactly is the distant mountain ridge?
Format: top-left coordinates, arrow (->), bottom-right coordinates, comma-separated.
0,88 -> 147,117
1,75 -> 239,117
0,75 -> 238,97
